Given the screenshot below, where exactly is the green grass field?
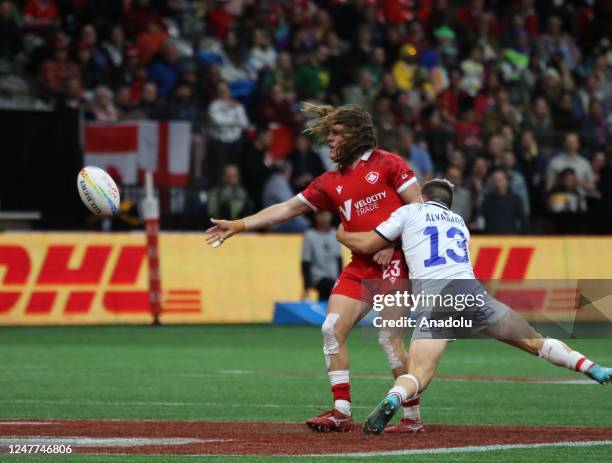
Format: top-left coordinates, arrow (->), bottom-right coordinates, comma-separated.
1,325 -> 611,462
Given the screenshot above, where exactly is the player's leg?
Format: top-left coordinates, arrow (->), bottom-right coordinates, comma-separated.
364,339 -> 448,435
484,305 -> 612,385
305,293 -> 369,432
377,307 -> 425,433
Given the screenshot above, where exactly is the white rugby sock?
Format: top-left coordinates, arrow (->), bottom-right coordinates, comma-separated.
539,338 -> 594,373
387,385 -> 408,403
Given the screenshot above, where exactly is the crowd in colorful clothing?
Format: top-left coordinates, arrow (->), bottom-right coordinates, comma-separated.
0,0 -> 610,233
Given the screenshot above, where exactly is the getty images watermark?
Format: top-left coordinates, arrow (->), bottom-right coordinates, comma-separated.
371,289 -> 487,329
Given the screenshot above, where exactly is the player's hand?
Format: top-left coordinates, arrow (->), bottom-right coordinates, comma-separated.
336,223 -> 346,243
204,218 -> 246,246
373,246 -> 394,267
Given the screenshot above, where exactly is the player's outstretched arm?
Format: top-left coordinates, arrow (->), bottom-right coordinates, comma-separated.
336,224 -> 388,255
204,196 -> 311,246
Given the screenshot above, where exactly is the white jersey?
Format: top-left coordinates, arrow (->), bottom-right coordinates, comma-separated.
375,201 -> 475,280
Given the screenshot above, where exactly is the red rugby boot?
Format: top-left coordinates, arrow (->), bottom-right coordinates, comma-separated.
305,409 -> 353,432
385,418 -> 426,433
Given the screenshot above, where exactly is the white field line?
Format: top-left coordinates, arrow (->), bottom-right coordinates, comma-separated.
77,440 -> 612,458
0,436 -> 226,447
315,440 -> 612,457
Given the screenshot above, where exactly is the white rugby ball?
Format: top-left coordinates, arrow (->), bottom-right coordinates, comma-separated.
77,166 -> 120,216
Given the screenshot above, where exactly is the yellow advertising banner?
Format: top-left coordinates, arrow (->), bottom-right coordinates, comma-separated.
0,233 -> 611,325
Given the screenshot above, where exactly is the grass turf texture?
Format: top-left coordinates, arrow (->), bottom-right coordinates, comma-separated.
1,325 -> 611,462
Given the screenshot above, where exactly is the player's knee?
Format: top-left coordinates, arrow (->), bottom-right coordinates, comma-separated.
322,313 -> 343,355
378,330 -> 404,370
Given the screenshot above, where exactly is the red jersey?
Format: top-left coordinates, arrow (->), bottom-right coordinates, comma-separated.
299,148 -> 415,238
299,149 -> 415,302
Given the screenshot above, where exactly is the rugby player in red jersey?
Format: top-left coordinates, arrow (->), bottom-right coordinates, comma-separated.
205,103 -> 423,432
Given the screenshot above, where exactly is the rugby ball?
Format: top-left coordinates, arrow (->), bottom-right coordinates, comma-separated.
77,166 -> 120,216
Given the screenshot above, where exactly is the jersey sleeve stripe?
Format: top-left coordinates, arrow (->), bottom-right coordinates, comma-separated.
396,176 -> 417,194
374,228 -> 393,243
296,193 -> 318,212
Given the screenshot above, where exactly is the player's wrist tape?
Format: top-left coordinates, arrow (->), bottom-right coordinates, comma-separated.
238,219 -> 247,232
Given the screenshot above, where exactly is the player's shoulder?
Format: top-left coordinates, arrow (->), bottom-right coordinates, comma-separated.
308,169 -> 337,188
392,202 -> 421,218
370,149 -> 405,165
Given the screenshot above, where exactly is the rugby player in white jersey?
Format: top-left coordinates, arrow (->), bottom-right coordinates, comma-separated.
336,179 -> 612,434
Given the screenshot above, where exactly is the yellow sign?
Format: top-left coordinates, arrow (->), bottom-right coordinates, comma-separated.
0,234 -> 611,325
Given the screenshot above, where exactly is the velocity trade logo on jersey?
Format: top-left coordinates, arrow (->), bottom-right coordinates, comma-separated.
339,191 -> 388,221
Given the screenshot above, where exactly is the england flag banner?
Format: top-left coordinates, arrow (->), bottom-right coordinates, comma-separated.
84,121 -> 191,187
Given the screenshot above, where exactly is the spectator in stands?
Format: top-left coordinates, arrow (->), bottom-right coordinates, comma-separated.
134,81 -> 165,119
423,110 -> 453,170
255,83 -> 299,129
581,99 -> 608,154
552,91 -> 582,141
207,81 -> 249,186
148,39 -> 183,98
165,80 -> 204,180
372,94 -> 396,151
482,89 -> 519,135
484,134 -> 506,169
261,51 -> 296,98
87,85 -> 118,122
546,132 -> 594,192
338,24 -> 373,88
341,68 -> 378,113
366,47 -> 387,85
576,74 -> 606,119
39,35 -> 80,93
466,156 -> 489,229
77,39 -> 106,90
392,43 -> 421,92
249,28 -> 276,73
115,84 -> 138,119
217,29 -> 256,95
523,96 -> 556,151
22,0 -> 60,37
547,168 -> 588,234
206,164 -> 252,221
240,126 -> 273,210
262,161 -> 308,233
500,151 -> 530,216
395,127 -> 433,182
445,166 -> 471,223
295,44 -> 330,100
301,211 -> 342,301
481,169 -> 527,234
453,106 -> 482,158
122,0 -> 165,39
437,67 -> 467,125
537,66 -> 574,111
79,24 -> 109,73
102,24 -> 126,72
592,53 -> 612,98
0,1 -> 23,66
57,76 -> 84,111
538,15 -> 581,70
287,134 -> 326,193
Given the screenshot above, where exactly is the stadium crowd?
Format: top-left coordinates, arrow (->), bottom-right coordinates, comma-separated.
0,0 -> 611,233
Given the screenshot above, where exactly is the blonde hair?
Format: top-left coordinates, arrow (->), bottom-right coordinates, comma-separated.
302,102 -> 377,169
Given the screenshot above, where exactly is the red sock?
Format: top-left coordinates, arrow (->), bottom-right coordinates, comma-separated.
332,383 -> 351,402
403,396 -> 420,408
402,395 -> 421,421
